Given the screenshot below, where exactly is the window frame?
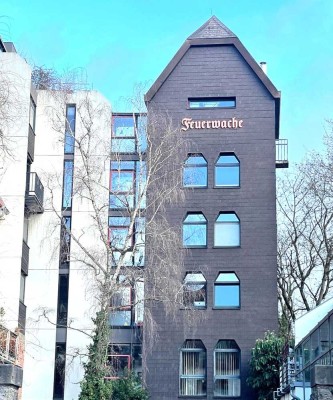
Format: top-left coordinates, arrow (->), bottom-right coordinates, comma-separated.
183,212 -> 207,248
214,153 -> 240,188
109,285 -> 133,327
64,104 -> 76,154
62,160 -> 74,210
110,161 -> 135,209
111,115 -> 136,154
188,97 -> 236,109
183,272 -> 207,309
179,340 -> 207,397
183,153 -> 208,189
214,272 -> 240,309
214,212 -> 240,248
214,340 -> 241,398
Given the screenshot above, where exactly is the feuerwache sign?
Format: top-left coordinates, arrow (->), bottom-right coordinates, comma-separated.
181,117 -> 244,131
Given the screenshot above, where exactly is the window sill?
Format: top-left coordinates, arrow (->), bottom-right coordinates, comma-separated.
183,246 -> 208,249
213,186 -> 240,189
213,307 -> 240,310
180,307 -> 207,311
183,186 -> 208,189
212,246 -> 240,249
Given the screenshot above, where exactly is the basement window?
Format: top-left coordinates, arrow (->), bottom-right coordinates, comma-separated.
188,97 -> 236,109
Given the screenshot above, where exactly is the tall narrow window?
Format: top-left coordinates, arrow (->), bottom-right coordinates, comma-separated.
29,98 -> 36,131
109,217 -> 131,251
62,160 -> 74,209
109,284 -> 132,327
106,344 -> 131,378
57,275 -> 69,325
215,154 -> 240,187
19,272 -> 26,303
183,213 -> 207,248
180,340 -> 207,396
60,216 -> 71,268
53,342 -> 66,398
64,105 -> 76,154
137,115 -> 147,153
112,115 -> 136,153
214,213 -> 240,247
183,154 -> 207,188
110,161 -> 135,209
183,272 -> 206,308
214,340 -> 240,397
214,273 -> 240,308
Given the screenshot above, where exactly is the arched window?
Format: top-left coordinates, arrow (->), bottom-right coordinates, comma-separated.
183,154 -> 207,188
215,153 -> 240,187
184,272 -> 206,308
214,340 -> 240,397
214,273 -> 240,308
214,213 -> 240,247
180,340 -> 207,396
183,213 -> 207,247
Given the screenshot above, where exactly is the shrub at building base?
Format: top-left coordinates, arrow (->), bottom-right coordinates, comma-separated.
79,311 -> 112,400
247,331 -> 284,400
110,374 -> 149,400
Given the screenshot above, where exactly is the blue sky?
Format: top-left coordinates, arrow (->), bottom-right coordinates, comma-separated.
2,0 -> 333,163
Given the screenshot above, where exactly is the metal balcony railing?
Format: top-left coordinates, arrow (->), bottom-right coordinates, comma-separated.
25,172 -> 44,213
0,325 -> 18,364
276,139 -> 289,168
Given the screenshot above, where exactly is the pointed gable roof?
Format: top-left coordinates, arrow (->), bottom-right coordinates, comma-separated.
188,16 -> 236,39
145,16 -> 281,138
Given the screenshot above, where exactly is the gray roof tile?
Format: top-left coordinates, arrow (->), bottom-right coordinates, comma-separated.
188,15 -> 236,39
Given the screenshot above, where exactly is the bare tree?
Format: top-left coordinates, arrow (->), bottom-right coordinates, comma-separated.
29,80 -> 198,396
277,122 -> 333,330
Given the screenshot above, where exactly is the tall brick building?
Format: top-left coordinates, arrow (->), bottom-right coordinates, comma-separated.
144,16 -> 287,399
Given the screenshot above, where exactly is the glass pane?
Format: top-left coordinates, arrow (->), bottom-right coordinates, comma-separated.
110,228 -> 128,249
111,171 -> 134,192
185,156 -> 207,165
29,100 -> 36,130
107,355 -> 130,377
136,161 -> 146,208
137,116 -> 147,153
311,330 -> 319,360
109,194 -> 134,209
184,273 -> 206,284
189,98 -> 236,108
183,166 -> 207,187
181,350 -> 206,375
134,280 -> 144,324
183,224 -> 206,247
303,339 -> 310,365
215,285 -> 239,307
111,161 -> 135,170
113,116 -> 134,137
320,321 -> 329,354
111,138 -> 135,153
215,222 -> 240,247
109,217 -> 130,226
217,155 -> 239,165
216,166 -> 239,187
64,105 -> 76,154
214,378 -> 240,397
62,161 -> 74,208
20,273 -> 26,302
216,273 -> 239,283
184,213 -> 206,223
109,310 -> 131,326
216,213 -> 239,222
330,316 -> 333,348
57,275 -> 68,325
180,378 -> 206,396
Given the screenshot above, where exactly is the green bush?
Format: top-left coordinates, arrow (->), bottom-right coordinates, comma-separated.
247,331 -> 284,400
111,373 -> 149,400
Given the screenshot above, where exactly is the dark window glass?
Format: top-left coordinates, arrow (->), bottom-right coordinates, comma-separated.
60,217 -> 71,268
53,343 -> 66,398
112,116 -> 135,153
107,344 -> 131,378
215,154 -> 240,187
62,161 -> 74,209
189,97 -> 236,109
180,340 -> 207,396
57,275 -> 69,325
109,285 -> 132,327
64,105 -> 76,154
132,344 -> 143,376
184,272 -> 206,308
303,339 -> 310,365
214,340 -> 241,397
214,273 -> 240,308
29,98 -> 36,131
183,213 -> 207,247
110,217 -> 145,267
311,330 -> 319,360
20,272 -> 26,303
214,213 -> 240,247
183,154 -> 207,188
320,320 -> 330,354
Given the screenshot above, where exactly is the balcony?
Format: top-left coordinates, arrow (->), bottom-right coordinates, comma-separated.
276,139 -> 289,168
0,325 -> 18,364
25,172 -> 44,213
